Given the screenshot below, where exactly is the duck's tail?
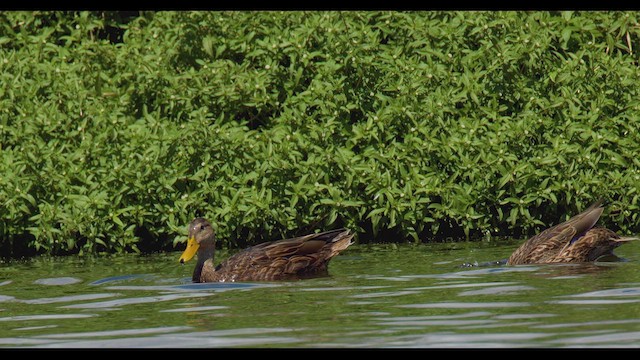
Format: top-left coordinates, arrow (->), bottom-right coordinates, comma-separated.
568,200 -> 605,244
327,229 -> 355,257
614,236 -> 640,243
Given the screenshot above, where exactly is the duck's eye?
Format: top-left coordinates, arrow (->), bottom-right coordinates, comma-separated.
200,225 -> 206,230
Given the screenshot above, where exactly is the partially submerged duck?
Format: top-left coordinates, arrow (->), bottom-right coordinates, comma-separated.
507,199 -> 638,265
179,218 -> 354,282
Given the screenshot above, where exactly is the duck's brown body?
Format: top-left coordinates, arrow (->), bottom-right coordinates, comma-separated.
507,200 -> 637,265
179,218 -> 354,282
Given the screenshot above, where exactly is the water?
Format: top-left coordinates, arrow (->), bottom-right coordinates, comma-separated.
1,239 -> 639,348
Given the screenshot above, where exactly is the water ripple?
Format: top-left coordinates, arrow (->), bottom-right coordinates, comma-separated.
301,286 -> 389,292
0,338 -> 63,346
60,293 -> 214,309
405,266 -> 540,279
567,287 -> 640,298
550,330 -> 640,346
34,277 -> 82,286
13,325 -> 58,331
33,326 -> 192,338
547,299 -> 640,305
372,311 -> 550,331
103,282 -> 275,292
333,332 -> 552,348
458,321 -> 541,330
31,334 -> 302,348
21,293 -> 120,305
170,282 -> 273,291
398,302 -> 531,309
375,312 -> 492,321
407,281 -> 517,291
458,285 -> 536,296
160,306 -> 228,313
0,314 -> 97,322
376,319 -> 497,327
0,295 -> 16,302
534,319 -> 640,329
493,313 -> 555,320
349,290 -> 422,299
89,275 -> 148,285
27,327 -> 301,348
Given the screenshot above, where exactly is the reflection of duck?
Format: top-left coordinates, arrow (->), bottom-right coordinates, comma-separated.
533,262 -> 616,278
179,218 -> 354,282
507,199 -> 638,265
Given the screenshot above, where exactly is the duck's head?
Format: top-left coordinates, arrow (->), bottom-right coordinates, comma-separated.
179,217 -> 215,264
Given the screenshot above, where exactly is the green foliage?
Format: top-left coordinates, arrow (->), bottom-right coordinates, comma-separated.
2,11 -> 640,256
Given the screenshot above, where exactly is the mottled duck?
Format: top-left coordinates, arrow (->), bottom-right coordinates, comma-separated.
507,199 -> 637,265
179,218 -> 354,282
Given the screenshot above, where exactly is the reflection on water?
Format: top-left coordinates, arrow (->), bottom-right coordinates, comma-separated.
89,275 -> 149,285
30,328 -> 303,348
548,331 -> 640,347
568,287 -> 640,297
160,306 -> 228,313
34,277 -> 82,286
20,293 -> 119,305
0,314 -> 97,322
457,285 -> 536,296
0,240 -> 638,348
397,302 -> 531,308
60,293 -> 215,309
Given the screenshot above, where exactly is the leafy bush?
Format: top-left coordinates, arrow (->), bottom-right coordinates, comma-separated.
2,11 -> 640,256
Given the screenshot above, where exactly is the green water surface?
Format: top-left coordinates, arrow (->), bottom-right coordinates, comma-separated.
1,239 -> 639,348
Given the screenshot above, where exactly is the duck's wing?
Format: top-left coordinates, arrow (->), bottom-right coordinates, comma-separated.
507,199 -> 604,264
216,228 -> 354,281
552,227 -> 637,263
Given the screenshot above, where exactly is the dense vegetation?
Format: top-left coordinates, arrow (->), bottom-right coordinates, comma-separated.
2,11 -> 640,257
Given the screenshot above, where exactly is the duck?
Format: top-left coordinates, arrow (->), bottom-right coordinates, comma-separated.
507,199 -> 638,265
179,218 -> 354,282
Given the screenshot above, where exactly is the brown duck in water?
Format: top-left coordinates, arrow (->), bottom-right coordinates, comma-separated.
507,199 -> 638,265
179,218 -> 354,282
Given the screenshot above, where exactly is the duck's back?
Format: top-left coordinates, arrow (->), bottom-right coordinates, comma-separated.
507,200 -> 604,265
201,228 -> 354,282
550,227 -> 621,262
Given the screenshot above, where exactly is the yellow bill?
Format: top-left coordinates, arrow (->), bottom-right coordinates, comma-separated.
179,236 -> 199,264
